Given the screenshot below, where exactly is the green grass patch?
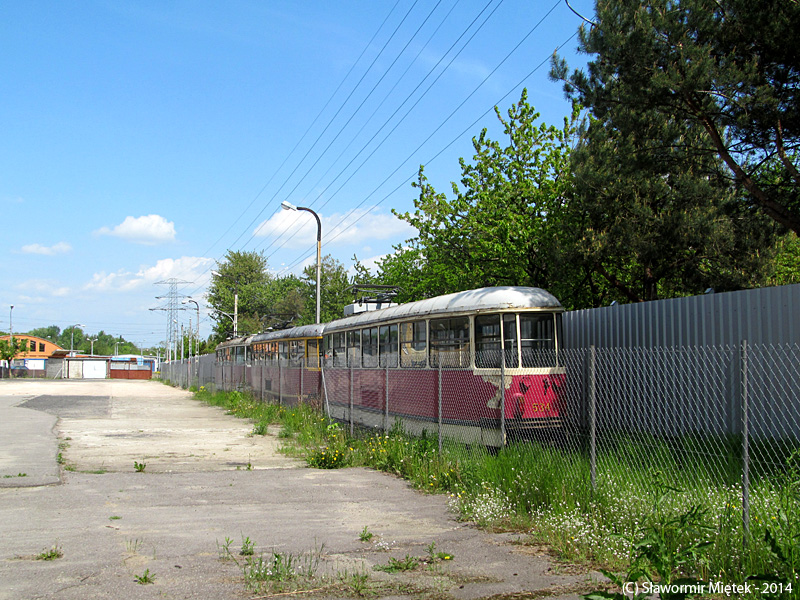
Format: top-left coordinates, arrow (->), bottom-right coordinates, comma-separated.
194,389 -> 800,594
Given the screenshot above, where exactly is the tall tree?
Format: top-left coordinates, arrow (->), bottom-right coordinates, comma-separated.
552,0 -> 800,235
300,255 -> 352,324
27,325 -> 61,345
379,90 -> 589,306
207,250 -> 273,339
0,337 -> 25,377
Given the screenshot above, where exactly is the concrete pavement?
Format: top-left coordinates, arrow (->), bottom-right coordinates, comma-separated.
0,379 -> 597,600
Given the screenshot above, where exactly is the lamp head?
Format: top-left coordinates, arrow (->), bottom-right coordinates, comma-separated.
281,200 -> 296,211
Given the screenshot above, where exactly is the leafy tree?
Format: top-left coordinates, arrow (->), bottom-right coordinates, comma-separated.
58,325 -> 86,353
207,250 -> 273,339
570,107 -> 775,302
27,325 -> 61,345
261,274 -> 306,330
378,90 -> 587,306
0,337 -> 26,377
299,255 -> 353,324
552,0 -> 800,235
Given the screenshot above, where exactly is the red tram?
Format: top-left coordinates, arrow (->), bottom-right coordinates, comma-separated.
216,286 -> 565,446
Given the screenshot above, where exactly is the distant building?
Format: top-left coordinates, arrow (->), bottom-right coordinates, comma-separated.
0,335 -> 63,375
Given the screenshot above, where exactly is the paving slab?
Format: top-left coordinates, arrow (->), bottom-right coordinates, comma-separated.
0,379 -> 598,599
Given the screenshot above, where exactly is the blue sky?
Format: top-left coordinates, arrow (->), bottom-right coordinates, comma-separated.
2,0 -> 593,347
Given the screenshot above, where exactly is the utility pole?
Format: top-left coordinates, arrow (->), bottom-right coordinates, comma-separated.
151,278 -> 190,361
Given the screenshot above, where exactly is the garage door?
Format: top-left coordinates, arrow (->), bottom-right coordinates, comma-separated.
83,361 -> 107,379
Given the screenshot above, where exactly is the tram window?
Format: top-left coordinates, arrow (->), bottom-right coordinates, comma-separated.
332,332 -> 346,367
347,330 -> 361,367
379,324 -> 398,368
362,327 -> 378,368
307,339 -> 319,368
289,340 -> 302,366
475,314 -> 501,368
267,341 -> 278,364
503,314 -> 519,368
429,316 -> 470,368
235,346 -> 245,365
400,321 -> 427,368
520,314 -> 556,367
279,341 -> 288,364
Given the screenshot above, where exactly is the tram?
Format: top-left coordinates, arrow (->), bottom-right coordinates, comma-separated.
215,286 -> 566,446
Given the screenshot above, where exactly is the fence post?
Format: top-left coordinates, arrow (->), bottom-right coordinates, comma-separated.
589,345 -> 597,492
438,359 -> 443,454
278,360 -> 283,406
741,339 -> 750,550
260,359 -> 264,402
384,362 -> 389,433
300,357 -> 305,405
500,348 -> 506,447
321,360 -> 331,418
349,362 -> 354,437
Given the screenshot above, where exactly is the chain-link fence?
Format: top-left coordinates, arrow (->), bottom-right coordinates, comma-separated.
162,343 -> 800,533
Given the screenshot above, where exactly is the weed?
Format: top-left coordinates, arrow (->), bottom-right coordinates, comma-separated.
307,446 -> 348,469
425,541 -> 453,563
340,570 -> 371,596
217,537 -> 234,561
359,526 -> 374,543
126,538 -> 143,554
373,554 -> 419,573
35,544 -> 63,561
241,545 -> 324,594
240,535 -> 255,556
2,473 -> 27,478
109,515 -> 121,521
134,569 -> 155,584
134,460 -> 146,473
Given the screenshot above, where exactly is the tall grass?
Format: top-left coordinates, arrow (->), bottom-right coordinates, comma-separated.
194,389 -> 799,593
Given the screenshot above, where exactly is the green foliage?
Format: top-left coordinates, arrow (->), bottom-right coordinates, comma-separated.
133,460 -> 146,473
552,0 -> 800,295
378,90 -> 585,306
35,544 -> 63,561
300,254 -> 353,325
207,250 -> 274,340
0,337 -> 26,374
240,535 -> 255,556
359,526 -> 374,543
134,569 -> 155,584
373,554 -> 419,573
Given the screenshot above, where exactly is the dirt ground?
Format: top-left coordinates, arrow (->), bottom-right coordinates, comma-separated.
0,379 -> 600,600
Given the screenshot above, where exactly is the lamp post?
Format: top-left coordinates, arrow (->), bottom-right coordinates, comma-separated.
211,271 -> 238,336
9,305 -> 13,342
89,338 -> 97,356
182,298 -> 200,353
70,324 -> 85,356
281,201 -> 322,324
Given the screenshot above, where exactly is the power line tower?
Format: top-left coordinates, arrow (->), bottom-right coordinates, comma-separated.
151,278 -> 190,362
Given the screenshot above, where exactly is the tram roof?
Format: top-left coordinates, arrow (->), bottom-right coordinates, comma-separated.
324,286 -> 562,333
249,323 -> 325,344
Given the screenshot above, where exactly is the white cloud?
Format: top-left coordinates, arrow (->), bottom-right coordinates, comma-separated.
20,242 -> 72,255
83,256 -> 214,293
95,214 -> 176,245
254,208 -> 414,248
14,279 -> 72,297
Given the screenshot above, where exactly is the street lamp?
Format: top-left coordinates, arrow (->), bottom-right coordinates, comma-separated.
89,338 -> 97,356
182,298 -> 200,350
9,306 -> 13,342
281,201 -> 322,324
211,270 -> 238,336
70,324 -> 85,356
182,298 -> 201,388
